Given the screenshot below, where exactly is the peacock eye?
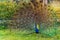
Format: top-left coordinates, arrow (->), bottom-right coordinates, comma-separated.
40,0 -> 43,3
23,3 -> 25,6
41,4 -> 42,7
28,3 -> 31,5
34,13 -> 37,16
36,2 -> 38,4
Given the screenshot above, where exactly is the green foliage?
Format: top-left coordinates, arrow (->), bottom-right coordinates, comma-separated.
0,24 -> 7,30
0,2 -> 17,19
0,29 -> 60,40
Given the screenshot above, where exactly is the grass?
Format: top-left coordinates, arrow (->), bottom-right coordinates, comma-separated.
0,28 -> 59,40
0,22 -> 59,40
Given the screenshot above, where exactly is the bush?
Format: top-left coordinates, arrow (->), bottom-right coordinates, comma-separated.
0,24 -> 7,30
0,2 -> 17,19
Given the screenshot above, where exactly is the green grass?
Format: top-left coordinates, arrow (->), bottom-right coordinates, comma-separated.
0,28 -> 59,40
0,22 -> 59,40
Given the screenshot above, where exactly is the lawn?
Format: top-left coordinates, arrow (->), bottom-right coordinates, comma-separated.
0,22 -> 59,40
0,26 -> 60,40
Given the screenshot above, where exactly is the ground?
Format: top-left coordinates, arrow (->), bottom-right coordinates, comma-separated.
0,27 -> 60,40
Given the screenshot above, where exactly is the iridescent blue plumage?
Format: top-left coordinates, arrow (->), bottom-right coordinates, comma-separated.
34,23 -> 39,33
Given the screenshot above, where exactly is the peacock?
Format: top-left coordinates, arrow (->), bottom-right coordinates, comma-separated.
8,0 -> 57,35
